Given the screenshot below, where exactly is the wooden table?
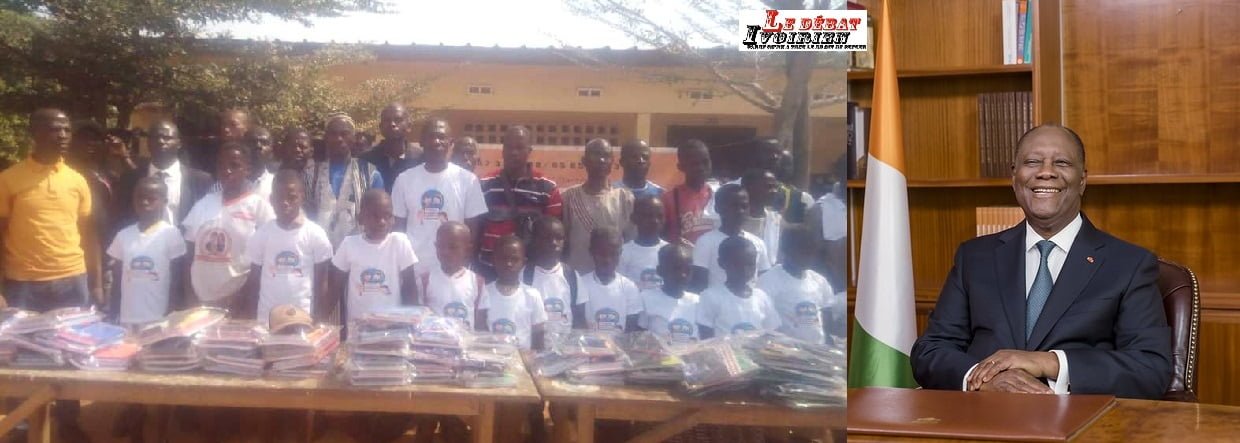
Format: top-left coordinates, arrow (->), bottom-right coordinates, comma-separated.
848,398 -> 1240,442
532,375 -> 844,443
0,366 -> 541,443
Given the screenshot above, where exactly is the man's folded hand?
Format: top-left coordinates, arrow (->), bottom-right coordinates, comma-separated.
968,349 -> 1059,390
978,368 -> 1054,394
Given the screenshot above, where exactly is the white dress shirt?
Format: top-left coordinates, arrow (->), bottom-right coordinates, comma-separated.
149,160 -> 183,224
963,213 -> 1082,394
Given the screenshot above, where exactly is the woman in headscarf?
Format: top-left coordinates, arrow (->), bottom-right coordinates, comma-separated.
308,113 -> 383,247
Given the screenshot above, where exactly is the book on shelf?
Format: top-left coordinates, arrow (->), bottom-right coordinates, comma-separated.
976,207 -> 1026,237
846,101 -> 871,180
977,91 -> 1033,177
848,1 -> 875,69
1003,0 -> 1033,65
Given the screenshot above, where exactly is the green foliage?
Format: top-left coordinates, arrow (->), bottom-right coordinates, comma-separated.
0,0 -> 397,159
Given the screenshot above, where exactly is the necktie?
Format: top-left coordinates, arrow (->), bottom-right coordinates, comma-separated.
1026,240 -> 1056,339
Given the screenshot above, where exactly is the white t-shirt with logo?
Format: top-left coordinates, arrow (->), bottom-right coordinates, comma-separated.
525,263 -> 574,335
245,219 -> 334,326
420,266 -> 485,328
700,285 -> 781,337
106,221 -> 187,325
692,229 -> 773,293
757,265 -> 831,344
575,272 -> 642,334
638,289 -> 703,345
390,163 -> 488,271
330,232 -> 419,323
478,283 -> 547,350
182,192 -> 275,302
619,239 -> 667,292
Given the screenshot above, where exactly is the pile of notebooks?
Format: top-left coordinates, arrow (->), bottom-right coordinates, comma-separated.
533,331 -> 629,386
262,325 -> 340,379
747,333 -> 847,408
409,315 -> 466,384
136,307 -> 227,372
0,307 -> 125,369
677,334 -> 760,396
457,333 -> 521,388
199,320 -> 267,377
618,332 -> 684,386
343,307 -> 429,386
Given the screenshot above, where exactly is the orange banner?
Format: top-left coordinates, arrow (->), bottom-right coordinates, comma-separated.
475,144 -> 680,189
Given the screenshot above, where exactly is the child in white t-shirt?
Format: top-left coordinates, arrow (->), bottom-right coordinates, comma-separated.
244,171 -> 334,326
107,177 -> 187,326
523,216 -> 575,337
391,120 -> 487,273
758,225 -> 832,344
419,221 -> 485,328
692,185 -> 772,292
329,189 -> 419,324
183,143 -> 275,310
477,235 -> 547,351
574,227 -> 642,333
619,195 -> 668,292
700,236 -> 780,338
638,243 -> 709,344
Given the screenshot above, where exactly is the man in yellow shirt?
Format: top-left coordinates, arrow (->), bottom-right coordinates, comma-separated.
0,108 -> 101,312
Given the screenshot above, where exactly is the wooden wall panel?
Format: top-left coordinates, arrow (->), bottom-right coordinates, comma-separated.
1193,311 -> 1240,405
1063,0 -> 1240,174
854,0 -> 1006,70
848,75 -> 1032,181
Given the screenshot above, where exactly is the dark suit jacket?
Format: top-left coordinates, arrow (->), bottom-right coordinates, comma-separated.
910,216 -> 1172,399
113,159 -> 214,228
359,142 -> 422,194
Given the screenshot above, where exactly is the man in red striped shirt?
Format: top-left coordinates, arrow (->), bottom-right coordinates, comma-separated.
476,125 -> 562,280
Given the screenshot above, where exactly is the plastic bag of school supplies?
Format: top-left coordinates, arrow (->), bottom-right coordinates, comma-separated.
676,334 -> 759,396
619,332 -> 684,385
746,333 -> 847,408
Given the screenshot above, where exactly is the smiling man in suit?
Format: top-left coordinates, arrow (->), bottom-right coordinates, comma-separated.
910,124 -> 1172,399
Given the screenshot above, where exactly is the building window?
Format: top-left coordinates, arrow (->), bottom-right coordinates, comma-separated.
686,89 -> 714,100
577,87 -> 603,97
468,85 -> 493,95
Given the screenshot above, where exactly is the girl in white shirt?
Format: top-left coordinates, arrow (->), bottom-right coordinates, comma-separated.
183,143 -> 275,311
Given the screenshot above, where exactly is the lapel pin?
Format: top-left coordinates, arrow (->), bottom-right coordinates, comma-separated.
1086,256 -> 1095,263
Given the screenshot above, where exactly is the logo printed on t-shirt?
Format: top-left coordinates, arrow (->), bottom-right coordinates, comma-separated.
595,308 -> 623,332
197,228 -> 232,262
417,189 -> 449,224
443,301 -> 470,324
638,268 -> 663,290
491,318 -> 517,335
358,268 -> 391,295
795,301 -> 821,327
668,318 -> 696,343
128,256 -> 159,281
543,297 -> 567,323
731,322 -> 757,334
270,251 -> 304,277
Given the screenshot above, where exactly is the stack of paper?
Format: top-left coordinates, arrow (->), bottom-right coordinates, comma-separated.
533,331 -> 629,386
409,316 -> 465,384
136,307 -> 227,372
137,336 -> 200,372
457,333 -> 520,388
747,333 -> 847,408
262,325 -> 339,379
677,334 -> 760,396
619,332 -> 684,386
0,307 -> 107,368
343,308 -> 429,386
200,320 -> 267,377
71,342 -> 142,371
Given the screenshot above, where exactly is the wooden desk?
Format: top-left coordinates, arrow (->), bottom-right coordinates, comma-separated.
532,375 -> 844,443
848,398 -> 1240,442
0,366 -> 541,443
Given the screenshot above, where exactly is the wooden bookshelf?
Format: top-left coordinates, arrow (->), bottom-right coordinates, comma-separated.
847,0 -> 1240,405
846,174 -> 1240,188
846,64 -> 1032,80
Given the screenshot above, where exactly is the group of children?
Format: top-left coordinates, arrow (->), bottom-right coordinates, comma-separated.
104,132 -> 833,361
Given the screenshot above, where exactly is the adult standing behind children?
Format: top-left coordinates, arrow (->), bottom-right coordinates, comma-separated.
392,118 -> 487,273
115,120 -> 214,228
309,114 -> 383,246
562,139 -> 634,274
663,139 -> 717,246
360,103 -> 422,193
615,139 -> 663,199
477,125 -> 562,278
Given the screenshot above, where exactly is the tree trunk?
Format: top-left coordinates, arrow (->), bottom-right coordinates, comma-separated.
775,52 -> 815,188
